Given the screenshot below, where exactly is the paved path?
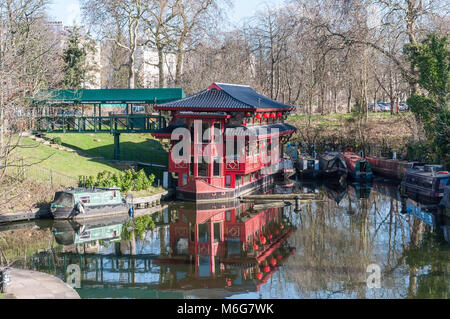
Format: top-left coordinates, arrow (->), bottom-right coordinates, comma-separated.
7,268 -> 80,299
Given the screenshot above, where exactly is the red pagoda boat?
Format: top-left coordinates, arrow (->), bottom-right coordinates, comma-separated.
152,83 -> 296,201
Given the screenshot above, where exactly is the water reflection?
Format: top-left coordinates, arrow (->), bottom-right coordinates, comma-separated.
1,180 -> 448,299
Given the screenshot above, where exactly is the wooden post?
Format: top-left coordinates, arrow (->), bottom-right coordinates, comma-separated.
50,169 -> 54,188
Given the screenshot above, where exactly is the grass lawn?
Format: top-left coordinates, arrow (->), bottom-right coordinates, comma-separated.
14,137 -> 124,180
45,133 -> 168,166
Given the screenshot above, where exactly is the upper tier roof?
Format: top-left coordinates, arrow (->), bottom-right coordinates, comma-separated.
155,83 -> 295,112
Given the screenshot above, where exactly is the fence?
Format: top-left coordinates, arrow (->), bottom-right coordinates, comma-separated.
5,158 -> 78,189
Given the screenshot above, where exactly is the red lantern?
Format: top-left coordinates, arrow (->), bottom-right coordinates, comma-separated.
268,234 -> 273,239
263,113 -> 269,119
253,244 -> 259,250
270,259 -> 277,266
227,280 -> 232,287
256,113 -> 262,119
264,266 -> 270,273
256,273 -> 263,280
270,112 -> 276,118
276,112 -> 282,117
260,236 -> 267,245
276,255 -> 282,260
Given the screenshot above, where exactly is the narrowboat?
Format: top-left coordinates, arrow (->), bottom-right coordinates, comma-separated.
318,152 -> 348,180
340,152 -> 373,181
280,158 -> 296,179
400,165 -> 450,204
50,187 -> 129,219
365,156 -> 424,180
295,154 -> 320,179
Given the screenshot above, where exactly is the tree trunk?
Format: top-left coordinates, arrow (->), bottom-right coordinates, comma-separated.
175,37 -> 185,86
157,44 -> 165,88
347,86 -> 352,113
128,53 -> 135,89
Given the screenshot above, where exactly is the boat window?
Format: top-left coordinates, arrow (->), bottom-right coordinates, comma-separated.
53,192 -> 74,206
79,196 -> 91,204
439,178 -> 449,190
226,210 -> 231,222
213,222 -> 221,243
197,157 -> 208,177
198,223 -> 208,243
213,122 -> 221,143
213,158 -> 220,177
225,175 -> 231,187
202,121 -> 210,143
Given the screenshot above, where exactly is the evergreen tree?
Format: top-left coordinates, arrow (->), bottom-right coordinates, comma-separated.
404,34 -> 450,167
62,27 -> 88,89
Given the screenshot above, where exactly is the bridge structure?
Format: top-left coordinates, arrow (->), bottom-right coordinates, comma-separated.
31,88 -> 185,159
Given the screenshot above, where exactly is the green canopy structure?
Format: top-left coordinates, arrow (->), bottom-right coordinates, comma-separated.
31,88 -> 186,160
33,88 -> 185,105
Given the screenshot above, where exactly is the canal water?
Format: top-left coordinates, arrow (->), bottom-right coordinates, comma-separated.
1,179 -> 449,299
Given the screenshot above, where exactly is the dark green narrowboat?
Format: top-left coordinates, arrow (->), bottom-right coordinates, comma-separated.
50,187 -> 129,219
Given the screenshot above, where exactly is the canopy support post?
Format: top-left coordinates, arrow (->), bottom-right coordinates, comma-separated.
114,133 -> 120,160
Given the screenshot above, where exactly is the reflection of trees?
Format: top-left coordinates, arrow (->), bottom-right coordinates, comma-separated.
286,198 -> 372,297
404,231 -> 449,299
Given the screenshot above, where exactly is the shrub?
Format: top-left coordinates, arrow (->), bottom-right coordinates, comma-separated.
78,168 -> 156,192
51,137 -> 62,145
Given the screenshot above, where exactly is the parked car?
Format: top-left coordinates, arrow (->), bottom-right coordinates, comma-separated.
377,102 -> 391,112
57,109 -> 81,116
399,103 -> 408,111
122,105 -> 146,114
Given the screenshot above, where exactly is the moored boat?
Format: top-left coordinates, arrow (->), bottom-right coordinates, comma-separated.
365,156 -> 424,180
295,154 -> 320,179
318,152 -> 348,180
440,186 -> 450,214
400,165 -> 450,204
50,187 -> 129,219
340,152 -> 373,181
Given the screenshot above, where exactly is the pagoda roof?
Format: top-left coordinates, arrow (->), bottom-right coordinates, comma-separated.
155,83 -> 295,112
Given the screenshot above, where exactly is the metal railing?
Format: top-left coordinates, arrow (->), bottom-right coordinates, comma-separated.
31,114 -> 167,134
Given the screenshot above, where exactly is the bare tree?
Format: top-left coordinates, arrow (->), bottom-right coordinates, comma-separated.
82,0 -> 147,88
0,0 -> 64,207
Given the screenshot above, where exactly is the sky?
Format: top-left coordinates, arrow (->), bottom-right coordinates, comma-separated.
47,0 -> 287,27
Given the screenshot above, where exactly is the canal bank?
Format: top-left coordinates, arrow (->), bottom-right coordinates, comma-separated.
5,268 -> 79,299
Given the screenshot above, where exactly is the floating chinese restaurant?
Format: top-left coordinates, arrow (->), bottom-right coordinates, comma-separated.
152,83 -> 296,201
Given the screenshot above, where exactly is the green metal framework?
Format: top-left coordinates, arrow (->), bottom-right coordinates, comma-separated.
33,88 -> 185,105
31,88 -> 184,134
32,114 -> 167,134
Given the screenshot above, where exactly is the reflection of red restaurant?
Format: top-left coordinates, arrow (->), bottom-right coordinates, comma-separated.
154,201 -> 296,292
